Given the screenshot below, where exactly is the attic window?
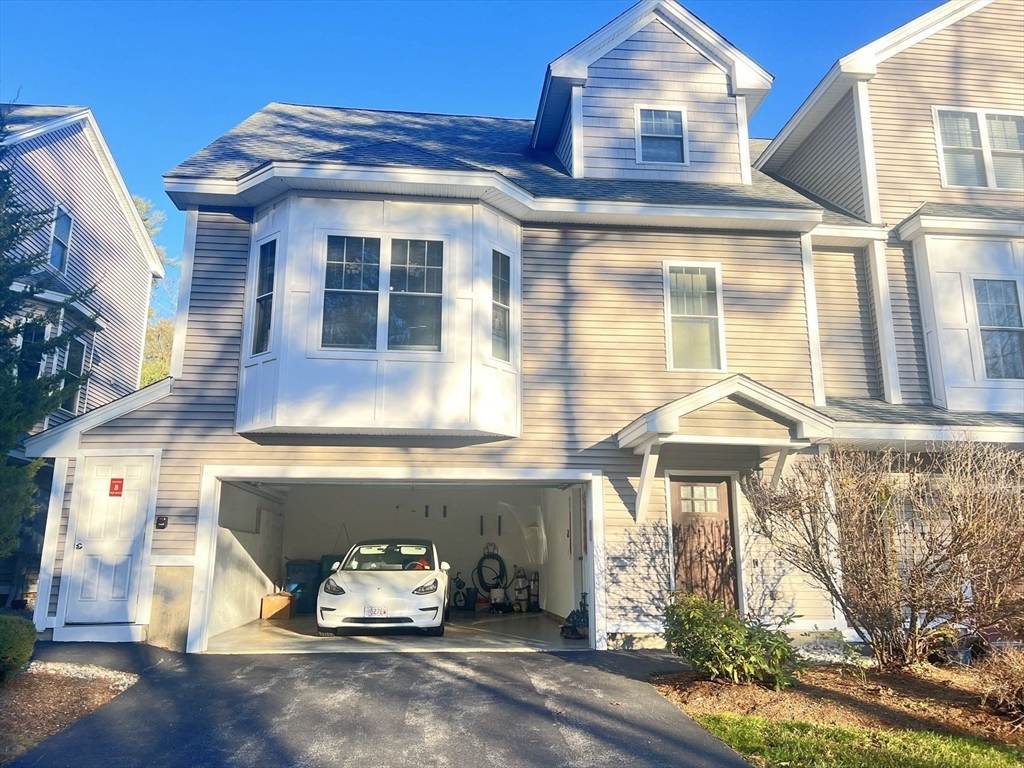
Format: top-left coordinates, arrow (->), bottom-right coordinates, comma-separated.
50,206 -> 73,272
636,107 -> 688,165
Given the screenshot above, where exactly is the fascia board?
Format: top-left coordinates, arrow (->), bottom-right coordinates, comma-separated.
897,215 -> 1024,241
834,421 -> 1024,444
811,224 -> 890,247
23,378 -> 174,458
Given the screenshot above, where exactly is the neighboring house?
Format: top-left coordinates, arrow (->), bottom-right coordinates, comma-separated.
20,0 -> 1023,653
1,105 -> 164,608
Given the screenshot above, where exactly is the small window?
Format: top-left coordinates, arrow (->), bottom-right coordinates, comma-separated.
322,236 -> 381,350
637,107 -> 687,164
16,323 -> 46,382
974,279 -> 1024,380
937,108 -> 1024,189
388,239 -> 443,352
491,250 -> 511,362
251,239 -> 276,355
665,264 -> 724,371
50,207 -> 73,272
61,339 -> 87,413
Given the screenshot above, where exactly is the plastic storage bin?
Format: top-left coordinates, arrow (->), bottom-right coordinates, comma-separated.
285,560 -> 322,615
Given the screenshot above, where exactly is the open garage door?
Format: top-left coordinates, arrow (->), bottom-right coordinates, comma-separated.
200,480 -> 595,653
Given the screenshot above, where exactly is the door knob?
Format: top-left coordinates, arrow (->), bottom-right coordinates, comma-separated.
75,543 -> 83,550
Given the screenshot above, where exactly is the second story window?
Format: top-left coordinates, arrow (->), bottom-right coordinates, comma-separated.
320,235 -> 445,353
936,109 -> 1024,190
974,279 -> 1024,380
636,107 -> 687,164
61,338 -> 87,413
50,206 -> 73,272
15,323 -> 46,382
251,239 -> 276,355
664,263 -> 725,371
491,250 -> 511,362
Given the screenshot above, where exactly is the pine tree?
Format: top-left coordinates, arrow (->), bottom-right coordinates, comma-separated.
0,110 -> 97,557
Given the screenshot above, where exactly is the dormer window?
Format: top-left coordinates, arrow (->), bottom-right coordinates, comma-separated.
636,106 -> 688,165
935,108 -> 1024,190
50,206 -> 73,272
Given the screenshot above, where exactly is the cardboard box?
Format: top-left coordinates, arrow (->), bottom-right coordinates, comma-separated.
261,592 -> 295,620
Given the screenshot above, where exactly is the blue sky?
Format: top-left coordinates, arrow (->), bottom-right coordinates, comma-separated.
1,0 -> 942,315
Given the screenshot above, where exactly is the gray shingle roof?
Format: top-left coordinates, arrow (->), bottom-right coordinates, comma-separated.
1,104 -> 85,135
167,103 -> 822,210
912,202 -> 1024,222
823,398 -> 1024,428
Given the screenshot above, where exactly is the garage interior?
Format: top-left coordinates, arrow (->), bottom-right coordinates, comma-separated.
203,480 -> 591,653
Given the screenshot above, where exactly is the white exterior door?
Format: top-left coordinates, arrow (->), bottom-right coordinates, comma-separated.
65,456 -> 153,624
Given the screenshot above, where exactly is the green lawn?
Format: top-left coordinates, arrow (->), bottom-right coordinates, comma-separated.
697,713 -> 1024,768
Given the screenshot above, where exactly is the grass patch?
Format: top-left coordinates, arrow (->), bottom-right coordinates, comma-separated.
696,713 -> 1024,768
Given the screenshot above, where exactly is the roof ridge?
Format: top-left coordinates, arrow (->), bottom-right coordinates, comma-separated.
271,101 -> 534,124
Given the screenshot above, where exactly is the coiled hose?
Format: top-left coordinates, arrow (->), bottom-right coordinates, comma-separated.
472,552 -> 509,596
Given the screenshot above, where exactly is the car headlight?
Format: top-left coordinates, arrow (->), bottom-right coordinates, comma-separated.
323,577 -> 345,595
412,578 -> 438,595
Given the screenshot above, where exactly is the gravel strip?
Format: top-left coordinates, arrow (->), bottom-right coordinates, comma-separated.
24,661 -> 139,693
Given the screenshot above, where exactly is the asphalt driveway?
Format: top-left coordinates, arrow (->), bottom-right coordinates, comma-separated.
14,643 -> 746,768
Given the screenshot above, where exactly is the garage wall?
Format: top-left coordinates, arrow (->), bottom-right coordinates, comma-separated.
208,483 -> 284,638
282,485 -> 552,597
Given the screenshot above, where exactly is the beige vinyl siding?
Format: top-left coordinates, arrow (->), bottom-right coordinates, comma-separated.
888,244 -> 932,404
72,211 -> 815,628
868,0 -> 1024,224
581,20 -> 742,183
813,249 -> 882,398
677,396 -> 795,440
7,123 -> 153,409
777,89 -> 865,219
555,107 -> 574,176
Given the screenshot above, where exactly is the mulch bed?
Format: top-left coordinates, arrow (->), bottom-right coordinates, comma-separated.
0,662 -> 138,766
654,664 -> 1023,749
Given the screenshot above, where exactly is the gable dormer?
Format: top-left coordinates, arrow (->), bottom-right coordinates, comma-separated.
533,0 -> 772,185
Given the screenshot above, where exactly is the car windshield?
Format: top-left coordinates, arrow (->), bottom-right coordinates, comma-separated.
342,543 -> 435,571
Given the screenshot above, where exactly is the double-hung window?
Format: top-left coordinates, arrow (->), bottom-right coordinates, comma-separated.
665,263 -> 725,371
636,106 -> 687,164
974,279 -> 1024,380
50,206 -> 73,272
936,108 -> 1024,189
61,339 -> 87,413
15,323 -> 46,382
251,239 -> 276,355
491,250 -> 511,362
321,236 -> 444,353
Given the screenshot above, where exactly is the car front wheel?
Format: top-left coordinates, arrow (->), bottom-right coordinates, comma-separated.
426,621 -> 445,637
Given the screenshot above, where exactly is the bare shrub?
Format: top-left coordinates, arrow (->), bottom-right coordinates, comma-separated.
981,647 -> 1024,728
742,441 -> 1024,670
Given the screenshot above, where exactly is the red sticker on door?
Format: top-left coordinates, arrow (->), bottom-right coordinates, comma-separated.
109,478 -> 124,497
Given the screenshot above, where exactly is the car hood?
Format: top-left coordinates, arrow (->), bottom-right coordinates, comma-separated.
329,570 -> 441,597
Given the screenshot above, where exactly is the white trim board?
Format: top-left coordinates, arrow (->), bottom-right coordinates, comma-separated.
33,457 -> 69,631
185,465 -> 609,654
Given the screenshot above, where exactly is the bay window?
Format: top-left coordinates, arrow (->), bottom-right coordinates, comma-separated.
974,279 -> 1024,380
251,239 -> 276,355
491,249 -> 511,362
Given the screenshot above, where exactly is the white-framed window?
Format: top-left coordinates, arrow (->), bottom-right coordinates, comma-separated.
15,322 -> 47,382
491,249 -> 511,362
635,105 -> 689,165
61,338 -> 87,413
973,278 -> 1024,380
934,107 -> 1024,190
251,238 -> 277,355
49,206 -> 73,272
663,262 -> 726,372
319,234 -> 445,353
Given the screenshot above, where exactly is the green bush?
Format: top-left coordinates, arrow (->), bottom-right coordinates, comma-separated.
664,592 -> 802,690
0,614 -> 37,683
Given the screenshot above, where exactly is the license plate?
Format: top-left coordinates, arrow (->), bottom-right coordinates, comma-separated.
364,606 -> 388,618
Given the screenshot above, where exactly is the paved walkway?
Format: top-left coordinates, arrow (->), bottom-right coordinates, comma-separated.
14,643 -> 747,768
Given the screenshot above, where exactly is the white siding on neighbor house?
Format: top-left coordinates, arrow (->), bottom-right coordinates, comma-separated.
778,89 -> 865,219
888,244 -> 933,405
555,107 -> 574,176
868,0 -> 1024,225
59,211 -> 817,630
813,249 -> 882,399
7,122 -> 153,409
581,19 -> 743,183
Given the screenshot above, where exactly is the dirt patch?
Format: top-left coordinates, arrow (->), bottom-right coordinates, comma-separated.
0,662 -> 138,766
654,664 -> 1023,749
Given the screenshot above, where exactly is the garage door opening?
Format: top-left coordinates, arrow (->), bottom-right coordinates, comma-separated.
202,480 -> 594,653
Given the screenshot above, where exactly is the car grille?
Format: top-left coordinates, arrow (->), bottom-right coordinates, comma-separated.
342,617 -> 415,624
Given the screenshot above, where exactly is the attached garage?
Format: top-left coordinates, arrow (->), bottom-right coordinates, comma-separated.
192,470 -> 601,653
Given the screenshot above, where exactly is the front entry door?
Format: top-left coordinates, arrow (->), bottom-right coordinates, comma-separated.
65,456 -> 153,624
670,477 -> 737,610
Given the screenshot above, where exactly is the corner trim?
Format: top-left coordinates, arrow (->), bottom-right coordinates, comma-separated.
801,234 -> 827,406
32,457 -> 69,632
867,240 -> 903,404
170,208 -> 199,379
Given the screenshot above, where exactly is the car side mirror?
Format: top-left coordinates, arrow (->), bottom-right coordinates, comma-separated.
440,561 -> 451,572
331,561 -> 341,573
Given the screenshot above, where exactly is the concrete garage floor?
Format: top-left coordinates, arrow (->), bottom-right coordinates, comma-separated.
206,611 -> 587,654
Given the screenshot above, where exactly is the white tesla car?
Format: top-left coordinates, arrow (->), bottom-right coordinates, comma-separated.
317,539 -> 450,637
